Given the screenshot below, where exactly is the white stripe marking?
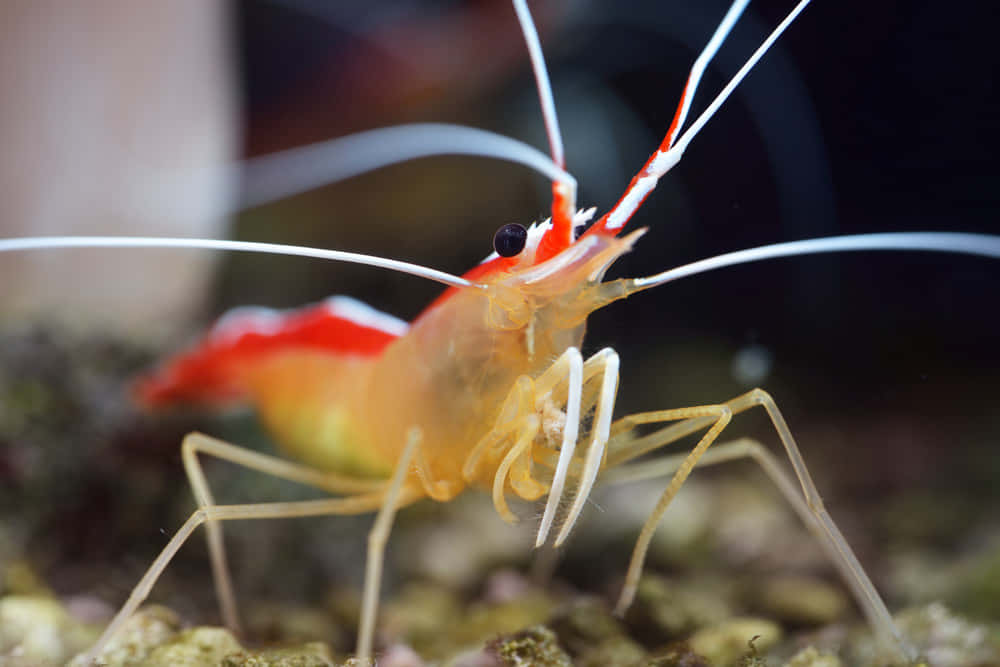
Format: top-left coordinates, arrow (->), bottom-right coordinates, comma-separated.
209,296 -> 408,345
323,296 -> 409,337
606,175 -> 658,230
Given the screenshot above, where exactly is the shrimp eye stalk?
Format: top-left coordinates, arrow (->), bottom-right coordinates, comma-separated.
493,223 -> 528,257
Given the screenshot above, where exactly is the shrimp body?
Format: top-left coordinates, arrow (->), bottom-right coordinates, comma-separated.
138,213 -> 639,493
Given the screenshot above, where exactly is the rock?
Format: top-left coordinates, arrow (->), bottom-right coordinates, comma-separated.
625,574 -> 734,644
850,603 -> 1000,667
754,576 -> 847,626
68,604 -> 181,667
640,642 -> 710,667
783,646 -> 842,667
490,626 -> 572,667
220,641 -> 339,667
0,595 -> 96,666
577,636 -> 647,667
687,617 -> 782,667
141,627 -> 242,666
547,597 -> 626,656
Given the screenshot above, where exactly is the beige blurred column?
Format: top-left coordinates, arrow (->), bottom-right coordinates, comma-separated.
0,1 -> 237,341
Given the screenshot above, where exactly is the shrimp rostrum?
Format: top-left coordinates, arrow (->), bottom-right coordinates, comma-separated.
7,0 -> 1000,664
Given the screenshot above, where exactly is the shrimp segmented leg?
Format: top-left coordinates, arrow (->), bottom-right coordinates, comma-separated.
603,389 -> 915,661
81,436 -> 421,665
181,432 -> 387,634
607,403 -> 733,615
603,438 -> 811,527
357,428 -> 422,662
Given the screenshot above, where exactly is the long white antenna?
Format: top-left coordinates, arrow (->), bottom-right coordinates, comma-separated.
240,123 -> 575,210
666,0 -> 751,149
601,0 -> 808,233
632,232 -> 1000,289
511,0 -> 565,169
511,0 -> 578,232
650,0 -> 813,176
0,237 -> 477,289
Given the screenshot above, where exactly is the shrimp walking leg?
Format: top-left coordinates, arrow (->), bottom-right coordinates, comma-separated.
605,389 -> 914,662
81,471 -> 414,665
606,403 -> 733,615
605,434 -> 890,624
603,438 -> 809,522
357,428 -> 422,662
180,432 -> 388,634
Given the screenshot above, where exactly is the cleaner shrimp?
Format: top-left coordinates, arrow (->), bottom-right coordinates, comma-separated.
1,1 -> 998,665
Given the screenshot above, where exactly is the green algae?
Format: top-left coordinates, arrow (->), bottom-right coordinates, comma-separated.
783,646 -> 842,667
221,641 -> 339,667
688,617 -> 782,667
625,574 -> 734,644
2,559 -> 55,598
547,597 -> 627,655
641,642 -> 711,666
576,636 -> 647,667
140,627 -> 243,667
246,602 -> 347,648
491,625 -> 572,667
68,605 -> 182,667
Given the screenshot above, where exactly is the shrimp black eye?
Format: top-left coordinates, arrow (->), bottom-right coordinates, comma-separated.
493,223 -> 528,257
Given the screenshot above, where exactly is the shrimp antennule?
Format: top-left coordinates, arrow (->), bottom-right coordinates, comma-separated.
590,0 -> 813,236
512,0 -> 575,247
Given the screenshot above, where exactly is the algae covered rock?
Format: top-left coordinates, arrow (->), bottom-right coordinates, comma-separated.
783,646 -> 842,667
490,625 -> 571,667
0,594 -> 98,666
641,642 -> 710,666
547,597 -> 627,656
625,574 -> 734,644
2,559 -> 55,597
382,579 -> 554,659
895,602 -> 998,667
380,582 -> 462,654
754,576 -> 847,627
141,626 -> 242,666
247,602 -> 347,648
576,636 -> 647,667
220,640 -> 340,666
688,617 -> 782,667
67,604 -> 181,666
457,591 -> 557,653
844,602 -> 999,667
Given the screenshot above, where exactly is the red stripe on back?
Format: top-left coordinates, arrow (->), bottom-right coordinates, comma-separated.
135,298 -> 406,408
